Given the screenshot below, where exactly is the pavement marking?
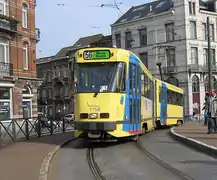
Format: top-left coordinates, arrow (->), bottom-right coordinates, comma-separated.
38,137 -> 77,180
170,127 -> 217,151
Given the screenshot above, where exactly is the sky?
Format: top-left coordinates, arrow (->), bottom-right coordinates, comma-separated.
35,0 -> 151,58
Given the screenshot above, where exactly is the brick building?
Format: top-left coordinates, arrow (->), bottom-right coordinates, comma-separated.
0,0 -> 40,120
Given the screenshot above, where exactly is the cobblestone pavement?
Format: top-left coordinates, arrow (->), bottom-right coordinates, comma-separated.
0,132 -> 73,180
48,139 -> 95,180
174,123 -> 217,147
139,129 -> 217,180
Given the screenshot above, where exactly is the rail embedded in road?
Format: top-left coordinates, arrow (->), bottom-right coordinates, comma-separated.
87,147 -> 106,180
136,136 -> 193,180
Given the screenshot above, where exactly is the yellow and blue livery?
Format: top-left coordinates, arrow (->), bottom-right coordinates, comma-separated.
69,47 -> 184,141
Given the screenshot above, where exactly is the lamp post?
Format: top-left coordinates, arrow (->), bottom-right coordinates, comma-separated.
156,62 -> 163,81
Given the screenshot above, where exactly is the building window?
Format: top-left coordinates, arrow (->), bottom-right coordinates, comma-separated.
166,77 -> 179,87
0,0 -> 7,15
190,47 -> 198,64
203,48 -> 208,65
0,88 -> 10,99
192,75 -> 199,92
22,4 -> 28,28
139,53 -> 148,68
189,1 -> 195,15
23,42 -> 28,70
48,89 -> 52,99
166,48 -> 175,67
60,86 -> 64,95
125,31 -> 132,49
65,85 -> 69,96
0,37 -> 9,63
165,23 -> 175,42
43,72 -> 46,81
210,24 -> 214,41
48,71 -> 51,82
203,48 -> 215,65
190,21 -> 196,39
202,23 -> 207,40
212,49 -> 216,65
115,33 -> 121,48
139,28 -> 147,46
41,89 -> 46,98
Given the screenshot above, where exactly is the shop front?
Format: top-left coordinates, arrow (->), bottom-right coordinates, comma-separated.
0,84 -> 13,121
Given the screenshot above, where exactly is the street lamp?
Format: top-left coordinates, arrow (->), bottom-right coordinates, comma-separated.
156,62 -> 163,81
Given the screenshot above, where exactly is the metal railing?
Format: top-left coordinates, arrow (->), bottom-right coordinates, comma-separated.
35,28 -> 40,42
0,116 -> 74,148
184,114 -> 205,125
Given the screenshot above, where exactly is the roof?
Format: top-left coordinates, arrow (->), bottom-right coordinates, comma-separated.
36,56 -> 54,64
55,34 -> 104,58
113,0 -> 174,25
112,0 -> 210,26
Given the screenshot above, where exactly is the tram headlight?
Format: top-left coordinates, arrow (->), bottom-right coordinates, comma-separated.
89,113 -> 98,119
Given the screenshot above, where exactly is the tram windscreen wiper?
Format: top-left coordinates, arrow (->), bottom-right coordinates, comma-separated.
93,88 -> 100,97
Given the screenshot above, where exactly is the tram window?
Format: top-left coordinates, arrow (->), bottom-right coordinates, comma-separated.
117,63 -> 126,92
129,64 -> 132,93
141,73 -> 145,96
167,89 -> 184,106
143,73 -> 152,99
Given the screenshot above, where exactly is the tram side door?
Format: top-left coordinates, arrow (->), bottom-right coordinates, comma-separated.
129,63 -> 141,133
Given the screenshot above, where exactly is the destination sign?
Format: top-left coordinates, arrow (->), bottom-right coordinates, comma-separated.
83,50 -> 110,60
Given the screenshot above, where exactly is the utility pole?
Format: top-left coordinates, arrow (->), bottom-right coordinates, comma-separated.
207,16 -> 213,92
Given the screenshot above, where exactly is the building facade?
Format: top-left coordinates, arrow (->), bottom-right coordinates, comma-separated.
111,0 -> 217,116
36,34 -> 112,117
0,0 -> 40,120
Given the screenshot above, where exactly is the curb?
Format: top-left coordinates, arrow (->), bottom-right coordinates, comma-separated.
38,137 -> 77,180
169,127 -> 217,158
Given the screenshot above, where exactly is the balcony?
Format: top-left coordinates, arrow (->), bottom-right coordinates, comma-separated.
187,64 -> 203,72
202,64 -> 217,72
0,15 -> 18,35
162,66 -> 177,74
0,62 -> 13,76
35,28 -> 40,43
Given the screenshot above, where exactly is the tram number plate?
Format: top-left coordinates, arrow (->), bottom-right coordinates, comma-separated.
89,107 -> 100,112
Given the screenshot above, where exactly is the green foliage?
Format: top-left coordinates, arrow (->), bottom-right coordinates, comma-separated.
0,14 -> 20,24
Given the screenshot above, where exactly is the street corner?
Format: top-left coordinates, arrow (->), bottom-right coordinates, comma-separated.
170,124 -> 217,158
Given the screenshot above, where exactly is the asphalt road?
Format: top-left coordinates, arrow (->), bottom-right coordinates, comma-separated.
48,129 -> 217,180
48,139 -> 182,180
94,141 -> 182,180
48,139 -> 95,180
139,129 -> 217,180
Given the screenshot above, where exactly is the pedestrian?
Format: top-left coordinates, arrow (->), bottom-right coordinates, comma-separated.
202,93 -> 209,126
207,89 -> 217,134
192,111 -> 196,121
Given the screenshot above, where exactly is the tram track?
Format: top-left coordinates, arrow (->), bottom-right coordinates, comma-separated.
136,136 -> 194,180
87,147 -> 107,180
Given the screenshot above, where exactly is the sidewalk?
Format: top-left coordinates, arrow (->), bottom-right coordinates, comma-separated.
0,132 -> 74,180
170,123 -> 217,158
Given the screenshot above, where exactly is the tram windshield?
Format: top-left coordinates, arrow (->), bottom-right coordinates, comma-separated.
76,62 -> 126,93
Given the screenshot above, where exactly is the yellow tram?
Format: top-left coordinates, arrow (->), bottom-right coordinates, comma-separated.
68,47 -> 184,141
